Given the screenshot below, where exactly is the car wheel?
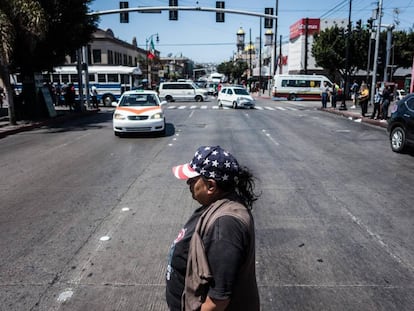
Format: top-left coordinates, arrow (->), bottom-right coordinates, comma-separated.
165,95 -> 173,102
102,95 -> 114,107
288,94 -> 296,101
390,126 -> 407,153
232,101 -> 238,109
195,95 -> 203,102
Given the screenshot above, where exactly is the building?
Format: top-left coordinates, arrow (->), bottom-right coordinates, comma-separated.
288,18 -> 347,74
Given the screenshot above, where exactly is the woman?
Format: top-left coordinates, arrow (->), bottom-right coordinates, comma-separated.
167,146 -> 260,311
358,83 -> 369,117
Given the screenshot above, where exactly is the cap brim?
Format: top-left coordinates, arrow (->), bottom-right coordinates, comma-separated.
172,163 -> 200,180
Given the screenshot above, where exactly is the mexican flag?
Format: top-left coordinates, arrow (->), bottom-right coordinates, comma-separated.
147,38 -> 155,59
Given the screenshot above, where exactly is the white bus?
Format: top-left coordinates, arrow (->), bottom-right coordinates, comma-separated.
272,74 -> 333,101
12,65 -> 142,106
53,65 -> 142,106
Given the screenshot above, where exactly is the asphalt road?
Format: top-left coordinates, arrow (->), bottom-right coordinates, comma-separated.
0,98 -> 413,311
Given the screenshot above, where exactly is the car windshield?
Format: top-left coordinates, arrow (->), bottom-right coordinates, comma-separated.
233,88 -> 249,95
119,94 -> 158,107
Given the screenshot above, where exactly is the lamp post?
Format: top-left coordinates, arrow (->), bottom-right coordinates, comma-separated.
145,33 -> 159,88
265,29 -> 273,95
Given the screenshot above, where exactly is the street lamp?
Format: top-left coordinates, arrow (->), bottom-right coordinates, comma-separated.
265,29 -> 274,96
145,33 -> 159,88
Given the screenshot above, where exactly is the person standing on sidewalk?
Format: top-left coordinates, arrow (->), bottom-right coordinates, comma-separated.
330,82 -> 339,109
166,146 -> 260,311
350,80 -> 359,109
381,86 -> 391,120
358,83 -> 369,117
320,81 -> 330,108
370,83 -> 382,119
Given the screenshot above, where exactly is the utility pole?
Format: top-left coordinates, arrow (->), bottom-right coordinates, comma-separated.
370,0 -> 383,106
339,0 -> 352,110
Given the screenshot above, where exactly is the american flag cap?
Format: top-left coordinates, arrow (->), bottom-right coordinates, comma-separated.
172,146 -> 239,182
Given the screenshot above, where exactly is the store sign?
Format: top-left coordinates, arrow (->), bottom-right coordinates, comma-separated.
290,18 -> 320,40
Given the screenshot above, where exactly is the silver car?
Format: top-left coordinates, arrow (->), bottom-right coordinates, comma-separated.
217,86 -> 255,109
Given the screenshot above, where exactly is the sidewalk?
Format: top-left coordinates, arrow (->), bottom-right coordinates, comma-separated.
0,105 -> 100,138
253,94 -> 389,129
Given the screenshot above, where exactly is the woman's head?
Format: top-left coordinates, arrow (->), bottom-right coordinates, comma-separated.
173,146 -> 260,209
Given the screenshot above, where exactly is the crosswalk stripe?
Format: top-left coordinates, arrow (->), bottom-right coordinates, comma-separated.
276,107 -> 286,111
178,106 -> 186,109
201,105 -> 208,109
264,107 -> 275,111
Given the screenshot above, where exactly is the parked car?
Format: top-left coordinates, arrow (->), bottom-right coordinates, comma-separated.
395,89 -> 406,101
112,90 -> 167,136
217,86 -> 255,109
387,93 -> 414,152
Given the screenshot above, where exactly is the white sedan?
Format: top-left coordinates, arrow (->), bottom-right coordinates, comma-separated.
112,90 -> 167,136
217,86 -> 255,109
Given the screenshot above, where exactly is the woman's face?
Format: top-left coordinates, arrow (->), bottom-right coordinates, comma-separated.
187,176 -> 211,206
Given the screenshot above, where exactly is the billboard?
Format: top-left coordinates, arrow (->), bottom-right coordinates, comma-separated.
290,18 -> 320,40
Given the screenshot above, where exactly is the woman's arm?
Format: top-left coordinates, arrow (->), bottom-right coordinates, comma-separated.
201,296 -> 230,311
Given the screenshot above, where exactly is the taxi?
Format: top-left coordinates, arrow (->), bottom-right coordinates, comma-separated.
112,90 -> 167,136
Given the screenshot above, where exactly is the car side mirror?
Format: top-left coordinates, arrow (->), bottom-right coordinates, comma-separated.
111,101 -> 118,107
160,101 -> 167,107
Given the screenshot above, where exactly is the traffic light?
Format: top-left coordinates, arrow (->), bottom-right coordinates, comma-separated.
169,0 -> 178,20
120,2 -> 129,23
367,18 -> 373,30
264,8 -> 274,29
216,1 -> 225,23
355,19 -> 362,32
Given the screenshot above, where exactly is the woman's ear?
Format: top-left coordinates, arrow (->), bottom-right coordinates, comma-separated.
206,179 -> 217,192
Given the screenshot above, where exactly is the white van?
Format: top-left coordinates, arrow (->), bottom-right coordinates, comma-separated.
158,82 -> 209,102
272,74 -> 333,100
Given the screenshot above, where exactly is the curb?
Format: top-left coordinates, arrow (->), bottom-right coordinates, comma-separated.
320,107 -> 388,129
0,109 -> 100,139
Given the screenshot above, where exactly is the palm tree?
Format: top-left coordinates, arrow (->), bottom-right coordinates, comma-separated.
0,0 -> 46,124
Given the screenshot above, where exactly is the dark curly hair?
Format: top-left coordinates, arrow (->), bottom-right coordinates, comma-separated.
216,166 -> 260,210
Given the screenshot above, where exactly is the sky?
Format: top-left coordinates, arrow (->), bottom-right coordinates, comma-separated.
89,0 -> 414,64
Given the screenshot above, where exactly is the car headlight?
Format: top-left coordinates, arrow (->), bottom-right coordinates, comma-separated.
114,113 -> 126,120
151,112 -> 164,119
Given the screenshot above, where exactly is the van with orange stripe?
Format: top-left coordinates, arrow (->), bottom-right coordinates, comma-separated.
112,90 -> 167,137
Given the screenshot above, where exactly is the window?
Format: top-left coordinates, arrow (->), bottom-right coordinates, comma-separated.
98,74 -> 106,83
107,74 -> 119,83
92,49 -> 102,64
61,74 -> 69,83
70,74 -> 78,83
88,74 -> 96,82
108,50 -> 114,65
52,74 -> 60,83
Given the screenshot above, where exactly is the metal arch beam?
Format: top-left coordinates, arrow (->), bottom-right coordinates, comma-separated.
88,6 -> 278,20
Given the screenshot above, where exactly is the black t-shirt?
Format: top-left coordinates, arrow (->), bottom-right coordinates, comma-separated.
166,206 -> 250,310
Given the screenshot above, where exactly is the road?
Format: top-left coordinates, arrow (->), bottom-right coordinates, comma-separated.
0,98 -> 413,310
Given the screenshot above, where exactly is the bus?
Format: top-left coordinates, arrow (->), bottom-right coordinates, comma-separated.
12,65 -> 142,106
272,74 -> 333,100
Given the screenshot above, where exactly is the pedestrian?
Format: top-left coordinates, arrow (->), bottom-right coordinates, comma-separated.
370,83 -> 382,119
381,85 -> 391,120
64,83 -> 75,111
167,145 -> 260,311
330,82 -> 339,109
90,85 -> 99,108
350,80 -> 359,109
358,83 -> 369,117
320,81 -> 330,108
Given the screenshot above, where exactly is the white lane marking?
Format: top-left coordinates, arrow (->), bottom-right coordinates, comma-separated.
262,129 -> 280,146
178,105 -> 186,109
264,107 -> 275,111
201,105 -> 208,109
276,107 -> 286,111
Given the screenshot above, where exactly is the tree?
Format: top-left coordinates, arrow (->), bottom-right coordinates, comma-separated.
0,0 -> 47,124
0,0 -> 98,122
312,23 -> 414,84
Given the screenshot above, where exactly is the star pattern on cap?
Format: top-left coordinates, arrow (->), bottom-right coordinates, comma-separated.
188,146 -> 240,182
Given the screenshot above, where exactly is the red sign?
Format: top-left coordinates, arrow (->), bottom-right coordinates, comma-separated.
290,18 -> 320,40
